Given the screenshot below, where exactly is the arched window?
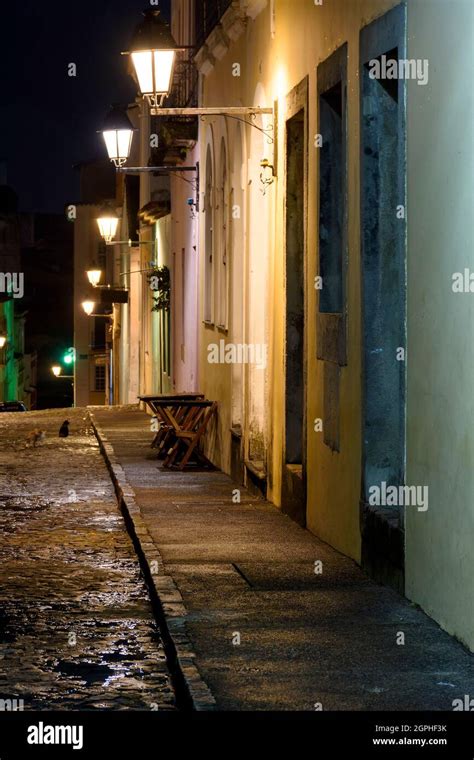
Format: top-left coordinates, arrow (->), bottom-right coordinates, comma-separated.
204,143 -> 214,323
217,138 -> 229,329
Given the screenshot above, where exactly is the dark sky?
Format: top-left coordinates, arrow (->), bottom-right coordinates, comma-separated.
0,0 -> 170,213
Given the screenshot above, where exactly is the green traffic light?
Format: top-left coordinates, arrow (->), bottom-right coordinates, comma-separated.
63,347 -> 75,365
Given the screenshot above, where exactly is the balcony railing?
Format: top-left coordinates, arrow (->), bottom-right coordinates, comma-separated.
195,0 -> 234,50
168,53 -> 198,108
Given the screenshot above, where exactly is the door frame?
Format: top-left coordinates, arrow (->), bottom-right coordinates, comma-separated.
359,2 -> 408,592
282,76 -> 309,527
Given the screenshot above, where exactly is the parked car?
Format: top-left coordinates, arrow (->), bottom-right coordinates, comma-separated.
0,401 -> 27,412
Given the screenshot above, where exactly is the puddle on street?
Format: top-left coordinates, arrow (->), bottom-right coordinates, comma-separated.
55,661 -> 116,684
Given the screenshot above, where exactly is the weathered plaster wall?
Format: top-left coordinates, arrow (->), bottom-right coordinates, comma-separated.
170,144 -> 199,394
197,118 -> 239,473
405,0 -> 474,650
199,0 -> 398,561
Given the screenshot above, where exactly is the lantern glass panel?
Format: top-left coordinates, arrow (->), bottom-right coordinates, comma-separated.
131,49 -> 175,95
87,269 -> 102,287
154,50 -> 175,93
103,129 -> 133,163
131,50 -> 153,94
82,301 -> 95,316
97,217 -> 119,242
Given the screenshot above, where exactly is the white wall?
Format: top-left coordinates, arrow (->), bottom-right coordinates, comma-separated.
170,146 -> 199,393
406,0 -> 474,650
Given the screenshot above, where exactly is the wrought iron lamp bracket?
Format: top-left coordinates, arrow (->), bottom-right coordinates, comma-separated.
198,111 -> 274,145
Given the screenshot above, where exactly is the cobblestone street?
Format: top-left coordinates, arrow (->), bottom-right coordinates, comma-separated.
0,409 -> 176,710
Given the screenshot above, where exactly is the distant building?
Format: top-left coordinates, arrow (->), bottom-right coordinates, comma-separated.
72,160 -> 116,407
21,212 -> 73,408
0,184 -> 36,408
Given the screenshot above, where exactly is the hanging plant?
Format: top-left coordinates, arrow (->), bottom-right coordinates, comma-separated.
148,265 -> 171,312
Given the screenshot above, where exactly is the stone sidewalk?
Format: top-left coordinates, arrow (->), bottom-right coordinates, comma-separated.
92,406 -> 474,711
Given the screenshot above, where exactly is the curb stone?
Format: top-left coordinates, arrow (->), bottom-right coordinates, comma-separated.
88,411 -> 216,712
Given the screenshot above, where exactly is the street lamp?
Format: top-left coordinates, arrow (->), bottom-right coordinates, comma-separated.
86,269 -> 102,287
96,212 -> 119,244
81,302 -> 115,318
126,9 -> 180,111
0,335 -> 6,349
101,105 -> 136,168
52,365 -> 73,379
82,300 -> 96,316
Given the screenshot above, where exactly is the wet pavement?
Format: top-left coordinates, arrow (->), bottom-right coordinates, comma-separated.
0,409 -> 176,710
93,406 -> 474,711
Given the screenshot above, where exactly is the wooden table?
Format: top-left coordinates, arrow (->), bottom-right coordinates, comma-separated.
140,393 -> 204,448
139,394 -> 216,470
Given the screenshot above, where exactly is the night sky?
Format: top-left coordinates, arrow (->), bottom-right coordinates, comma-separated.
0,0 -> 170,213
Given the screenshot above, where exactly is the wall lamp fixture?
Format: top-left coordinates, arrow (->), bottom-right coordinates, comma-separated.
260,158 -> 275,194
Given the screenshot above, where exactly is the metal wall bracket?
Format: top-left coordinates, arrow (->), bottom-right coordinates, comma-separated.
148,106 -> 275,145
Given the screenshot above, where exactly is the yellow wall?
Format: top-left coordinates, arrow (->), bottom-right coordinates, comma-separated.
198,0 -> 399,561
